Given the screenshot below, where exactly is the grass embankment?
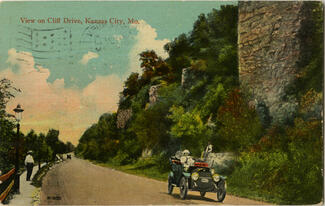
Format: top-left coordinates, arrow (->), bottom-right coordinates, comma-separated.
32,162 -> 55,187
90,158 -> 169,182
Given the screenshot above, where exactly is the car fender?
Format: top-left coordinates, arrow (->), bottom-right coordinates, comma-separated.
169,171 -> 174,178
182,172 -> 191,178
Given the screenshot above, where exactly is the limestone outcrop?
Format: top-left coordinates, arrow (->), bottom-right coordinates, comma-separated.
149,85 -> 161,107
181,68 -> 196,89
238,1 -> 314,124
116,108 -> 132,129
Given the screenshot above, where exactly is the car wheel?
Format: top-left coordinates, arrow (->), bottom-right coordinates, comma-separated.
168,176 -> 174,195
216,181 -> 226,202
200,191 -> 206,197
179,177 -> 188,199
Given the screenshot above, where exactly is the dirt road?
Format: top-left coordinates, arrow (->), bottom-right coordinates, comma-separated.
40,158 -> 269,205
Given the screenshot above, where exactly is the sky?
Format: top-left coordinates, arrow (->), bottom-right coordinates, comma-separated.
0,1 -> 236,145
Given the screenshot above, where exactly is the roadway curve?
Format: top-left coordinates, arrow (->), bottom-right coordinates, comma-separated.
40,158 -> 268,205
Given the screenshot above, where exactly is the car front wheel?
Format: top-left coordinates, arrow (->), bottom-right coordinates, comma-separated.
216,180 -> 226,202
179,177 -> 188,199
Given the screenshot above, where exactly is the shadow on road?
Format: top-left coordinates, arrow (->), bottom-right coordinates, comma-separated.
161,192 -> 217,203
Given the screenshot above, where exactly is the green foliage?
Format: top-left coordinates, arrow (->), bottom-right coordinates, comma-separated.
130,85 -> 150,113
288,2 -> 323,97
216,89 -> 263,152
184,77 -> 208,110
118,94 -> 132,110
158,83 -> 184,108
96,113 -> 120,160
23,129 -> 73,166
0,118 -> 15,172
110,131 -> 141,165
130,104 -> 170,150
194,80 -> 226,120
26,130 -> 47,167
229,118 -> 323,204
111,150 -> 131,165
164,5 -> 238,83
0,78 -> 20,171
228,152 -> 288,203
76,113 -> 121,162
0,78 -> 20,117
139,50 -> 171,83
44,129 -> 70,160
168,106 -> 212,156
123,72 -> 140,96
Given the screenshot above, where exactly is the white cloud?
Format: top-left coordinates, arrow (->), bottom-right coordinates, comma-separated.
3,49 -> 123,145
79,51 -> 99,65
128,20 -> 170,75
3,21 -> 170,144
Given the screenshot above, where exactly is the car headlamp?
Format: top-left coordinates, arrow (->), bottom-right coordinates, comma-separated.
210,168 -> 215,175
212,174 -> 220,182
191,172 -> 199,181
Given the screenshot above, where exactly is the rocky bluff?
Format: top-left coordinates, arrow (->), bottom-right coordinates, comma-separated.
238,1 -> 316,124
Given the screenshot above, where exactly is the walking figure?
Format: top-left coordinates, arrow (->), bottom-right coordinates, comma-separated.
203,142 -> 213,161
24,150 -> 34,181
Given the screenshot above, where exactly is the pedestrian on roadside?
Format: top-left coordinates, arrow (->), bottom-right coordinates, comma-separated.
24,150 -> 34,181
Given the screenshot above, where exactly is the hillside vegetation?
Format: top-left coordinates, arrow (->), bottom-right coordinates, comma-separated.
76,4 -> 323,204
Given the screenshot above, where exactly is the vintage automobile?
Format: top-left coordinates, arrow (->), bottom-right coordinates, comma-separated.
168,155 -> 226,202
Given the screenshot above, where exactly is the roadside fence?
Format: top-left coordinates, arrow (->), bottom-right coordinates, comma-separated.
0,168 -> 15,203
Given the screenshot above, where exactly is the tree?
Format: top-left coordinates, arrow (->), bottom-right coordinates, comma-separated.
130,105 -> 170,152
0,118 -> 16,172
216,89 -> 263,152
168,106 -> 213,156
25,131 -> 49,170
96,113 -> 120,161
65,141 -> 75,153
37,133 -> 50,168
0,78 -> 20,117
45,129 -> 60,160
0,78 -> 20,171
139,50 -> 171,83
123,73 -> 140,96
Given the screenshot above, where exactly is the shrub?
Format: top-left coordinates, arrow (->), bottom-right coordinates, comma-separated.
168,106 -> 213,156
216,89 -> 263,152
229,118 -> 323,204
111,150 -> 132,165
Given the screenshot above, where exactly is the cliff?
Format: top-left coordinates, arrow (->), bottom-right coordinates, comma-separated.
238,1 -> 315,124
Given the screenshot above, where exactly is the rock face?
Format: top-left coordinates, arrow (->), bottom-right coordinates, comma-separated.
238,1 -> 313,124
181,68 -> 196,89
149,85 -> 161,106
206,152 -> 235,173
116,109 -> 132,129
